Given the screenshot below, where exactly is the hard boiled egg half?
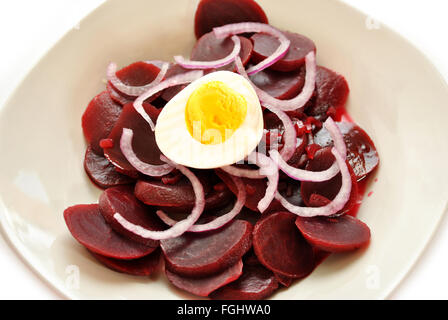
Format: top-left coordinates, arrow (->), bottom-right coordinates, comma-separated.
155,71 -> 263,169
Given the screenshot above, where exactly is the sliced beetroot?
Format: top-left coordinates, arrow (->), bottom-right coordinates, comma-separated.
63,204 -> 155,260
215,170 -> 283,213
84,146 -> 134,189
166,260 -> 243,297
191,31 -> 253,72
306,66 -> 350,120
134,176 -> 213,208
161,219 -> 252,277
313,121 -> 379,180
109,61 -> 162,102
98,185 -> 163,247
295,215 -> 371,252
194,0 -> 268,39
300,147 -> 359,215
250,66 -> 305,100
253,212 -> 315,278
89,248 -> 161,276
210,264 -> 278,300
81,91 -> 122,155
103,102 -> 163,177
275,273 -> 293,287
251,31 -> 316,72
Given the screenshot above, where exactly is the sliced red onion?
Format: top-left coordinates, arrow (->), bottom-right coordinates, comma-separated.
120,128 -> 174,177
113,156 -> 205,240
134,70 -> 204,130
156,175 -> 246,232
235,52 -> 316,111
268,107 -> 297,162
174,36 -> 241,70
275,147 -> 352,217
324,117 -> 346,160
107,61 -> 169,97
254,153 -> 279,213
221,163 -> 265,179
213,22 -> 290,75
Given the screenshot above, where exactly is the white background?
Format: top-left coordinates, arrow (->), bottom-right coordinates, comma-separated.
0,0 -> 447,299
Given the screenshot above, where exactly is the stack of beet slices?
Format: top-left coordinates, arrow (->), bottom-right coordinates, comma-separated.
66,0 -> 379,300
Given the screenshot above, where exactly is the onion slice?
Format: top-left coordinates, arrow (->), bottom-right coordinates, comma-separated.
174,36 -> 241,69
120,128 -> 174,177
268,107 -> 297,162
324,117 -> 346,160
255,153 -> 279,213
134,70 -> 204,130
213,22 -> 290,75
107,61 -> 169,97
156,174 -> 246,232
275,147 -> 352,217
113,156 -> 205,240
235,52 -> 316,111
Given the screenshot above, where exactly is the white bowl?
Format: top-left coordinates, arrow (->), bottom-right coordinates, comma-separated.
0,0 -> 447,299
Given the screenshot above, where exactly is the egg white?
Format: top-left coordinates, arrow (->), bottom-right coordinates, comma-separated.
155,71 -> 263,169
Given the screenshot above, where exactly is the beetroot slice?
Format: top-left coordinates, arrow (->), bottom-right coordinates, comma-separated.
194,0 -> 268,39
300,147 -> 359,215
98,185 -> 163,247
89,248 -> 161,276
295,215 -> 371,252
313,121 -> 379,180
134,176 -> 212,208
161,219 -> 252,277
215,169 -> 283,213
191,31 -> 253,72
210,264 -> 278,300
64,204 -> 155,260
250,66 -> 305,100
103,102 -> 163,177
251,31 -> 316,72
166,260 -> 243,297
84,146 -> 134,189
82,91 -> 122,155
306,66 -> 350,120
109,61 -> 162,102
275,273 -> 294,287
253,212 -> 315,278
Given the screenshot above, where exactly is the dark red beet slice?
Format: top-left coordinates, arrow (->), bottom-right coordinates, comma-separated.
84,146 -> 134,189
251,31 -> 316,72
300,147 -> 359,215
109,61 -> 161,102
82,91 -> 122,155
295,215 -> 371,252
166,260 -> 243,297
306,66 -> 350,120
191,31 -> 253,72
134,176 -> 212,208
63,204 -> 155,260
103,102 -> 163,177
89,248 -> 161,276
275,273 -> 293,287
210,264 -> 278,300
194,0 -> 268,39
253,212 -> 315,278
161,219 -> 252,277
313,121 -> 379,180
215,169 -> 283,213
250,66 -> 305,100
98,185 -> 163,247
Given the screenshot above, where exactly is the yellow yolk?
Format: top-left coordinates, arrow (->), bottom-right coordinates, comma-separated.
185,81 -> 247,145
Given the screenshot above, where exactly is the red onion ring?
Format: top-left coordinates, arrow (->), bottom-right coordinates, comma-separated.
267,107 -> 297,162
174,36 -> 241,69
235,52 -> 316,111
275,147 -> 352,217
213,22 -> 290,75
120,128 -> 174,177
107,61 -> 169,97
255,153 -> 279,213
134,70 -> 204,130
113,156 -> 205,240
156,174 -> 246,232
269,117 -> 346,182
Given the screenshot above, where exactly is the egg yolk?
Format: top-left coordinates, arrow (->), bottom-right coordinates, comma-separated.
185,81 -> 247,145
